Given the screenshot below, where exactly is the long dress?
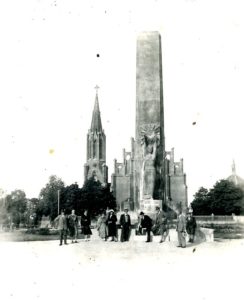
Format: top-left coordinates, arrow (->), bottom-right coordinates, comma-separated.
80,214 -> 92,235
97,215 -> 108,239
106,214 -> 117,237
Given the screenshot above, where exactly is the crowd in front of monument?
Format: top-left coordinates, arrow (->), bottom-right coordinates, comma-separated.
54,206 -> 197,248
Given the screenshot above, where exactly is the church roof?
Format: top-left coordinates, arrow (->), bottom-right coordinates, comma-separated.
227,174 -> 244,187
90,91 -> 103,132
227,160 -> 244,187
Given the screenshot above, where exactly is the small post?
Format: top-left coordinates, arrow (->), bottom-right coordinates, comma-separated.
57,190 -> 60,215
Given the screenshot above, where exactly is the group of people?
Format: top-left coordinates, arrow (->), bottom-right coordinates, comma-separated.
54,209 -> 92,246
54,208 -> 131,246
94,208 -> 131,242
138,207 -> 169,243
176,209 -> 197,248
138,207 -> 197,247
54,207 -> 197,248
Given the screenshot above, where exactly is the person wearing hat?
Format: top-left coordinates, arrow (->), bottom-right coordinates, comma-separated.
138,212 -> 152,242
119,209 -> 131,242
176,209 -> 187,248
186,212 -> 197,243
153,206 -> 169,243
54,209 -> 68,246
80,209 -> 92,241
106,209 -> 118,241
97,211 -> 108,241
68,209 -> 79,243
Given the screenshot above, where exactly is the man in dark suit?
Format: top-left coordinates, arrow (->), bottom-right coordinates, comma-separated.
138,211 -> 152,242
119,209 -> 131,242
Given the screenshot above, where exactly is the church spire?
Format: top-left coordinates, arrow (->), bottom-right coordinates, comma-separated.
232,160 -> 236,175
84,86 -> 108,185
90,85 -> 103,132
231,159 -> 238,186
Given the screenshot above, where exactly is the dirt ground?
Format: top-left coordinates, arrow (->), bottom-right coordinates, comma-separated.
0,238 -> 243,300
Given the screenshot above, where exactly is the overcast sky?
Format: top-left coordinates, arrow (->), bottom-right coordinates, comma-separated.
0,0 -> 244,202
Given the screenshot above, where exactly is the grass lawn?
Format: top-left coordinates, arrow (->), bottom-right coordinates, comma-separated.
1,223 -> 244,242
0,229 -> 60,242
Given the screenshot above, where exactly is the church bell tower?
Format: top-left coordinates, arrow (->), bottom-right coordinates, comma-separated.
84,86 -> 108,185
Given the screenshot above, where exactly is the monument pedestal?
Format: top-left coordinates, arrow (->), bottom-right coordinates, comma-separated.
139,198 -> 162,215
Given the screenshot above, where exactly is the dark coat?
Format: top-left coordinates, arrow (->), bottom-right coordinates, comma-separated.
140,215 -> 152,230
186,216 -> 197,235
80,214 -> 92,235
120,214 -> 131,228
106,214 -> 117,237
120,214 -> 131,242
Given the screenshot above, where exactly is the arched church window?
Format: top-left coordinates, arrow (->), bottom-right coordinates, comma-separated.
99,136 -> 103,159
93,140 -> 96,158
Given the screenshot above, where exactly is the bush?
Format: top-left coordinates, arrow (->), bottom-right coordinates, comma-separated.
38,228 -> 50,235
25,228 -> 50,235
25,228 -> 38,234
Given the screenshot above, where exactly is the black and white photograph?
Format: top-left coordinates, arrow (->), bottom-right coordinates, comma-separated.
0,1 -> 244,299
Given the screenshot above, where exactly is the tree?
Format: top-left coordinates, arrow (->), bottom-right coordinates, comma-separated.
77,176 -> 116,217
26,198 -> 39,227
37,175 -> 65,220
36,175 -> 116,220
60,183 -> 81,213
5,190 -> 27,227
191,181 -> 244,215
208,179 -> 244,215
191,187 -> 211,215
0,189 -> 8,226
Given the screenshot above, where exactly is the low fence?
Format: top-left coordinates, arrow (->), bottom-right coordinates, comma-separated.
195,215 -> 234,223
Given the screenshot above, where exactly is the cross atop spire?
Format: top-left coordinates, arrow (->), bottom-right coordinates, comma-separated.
232,160 -> 236,175
94,85 -> 100,95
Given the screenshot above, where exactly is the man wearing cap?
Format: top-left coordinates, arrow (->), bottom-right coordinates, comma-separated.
138,212 -> 152,242
55,210 -> 68,246
119,209 -> 131,242
153,206 -> 169,243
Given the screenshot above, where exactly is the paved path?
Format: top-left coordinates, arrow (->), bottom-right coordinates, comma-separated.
0,239 -> 243,300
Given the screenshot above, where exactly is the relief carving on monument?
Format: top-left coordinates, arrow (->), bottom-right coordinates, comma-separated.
140,123 -> 160,200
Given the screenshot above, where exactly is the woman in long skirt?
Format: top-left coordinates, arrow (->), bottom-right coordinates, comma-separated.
97,211 -> 108,241
80,210 -> 92,241
106,210 -> 117,241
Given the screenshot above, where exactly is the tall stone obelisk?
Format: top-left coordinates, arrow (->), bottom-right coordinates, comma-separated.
134,31 -> 165,212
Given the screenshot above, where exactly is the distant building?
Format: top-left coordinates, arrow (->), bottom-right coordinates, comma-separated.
111,141 -> 135,211
84,88 -> 108,185
227,160 -> 244,189
165,148 -> 188,213
111,146 -> 188,213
